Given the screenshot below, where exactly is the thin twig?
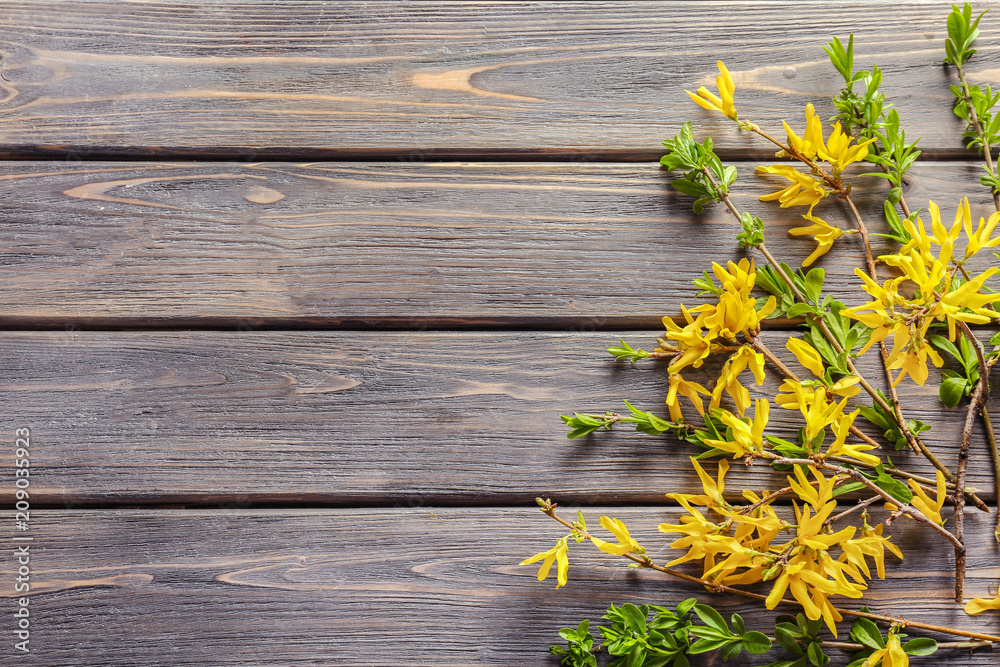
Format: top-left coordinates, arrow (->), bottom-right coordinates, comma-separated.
826,496 -> 881,527
539,505 -> 1000,643
846,192 -> 922,456
751,335 -> 987,510
765,455 -> 964,551
956,350 -> 998,601
955,63 -> 1000,210
984,404 -> 1000,541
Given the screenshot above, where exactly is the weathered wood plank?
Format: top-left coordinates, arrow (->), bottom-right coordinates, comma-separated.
0,161 -> 996,327
2,331 -> 996,505
1,508 -> 997,665
0,2 -> 996,158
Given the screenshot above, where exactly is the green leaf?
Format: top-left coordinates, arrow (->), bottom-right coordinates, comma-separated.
626,644 -> 645,667
693,604 -> 730,634
620,603 -> 647,635
687,638 -> 733,655
850,617 -> 885,650
675,598 -> 697,618
731,613 -> 745,635
940,375 -> 969,408
786,302 -> 817,318
806,641 -> 830,666
720,641 -> 743,661
774,624 -> 805,655
742,631 -> 773,654
832,481 -> 867,498
803,268 -> 825,304
903,637 -> 938,656
876,471 -> 913,504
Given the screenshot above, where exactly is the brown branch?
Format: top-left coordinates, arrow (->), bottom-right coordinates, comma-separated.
751,336 -> 987,511
764,456 -> 964,551
985,404 -> 1000,542
846,192 -> 923,456
826,496 -> 881,527
956,350 -> 998,601
539,504 -> 1000,643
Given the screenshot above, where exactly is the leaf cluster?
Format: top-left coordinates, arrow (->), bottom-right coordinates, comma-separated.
661,122 -> 737,214
845,616 -> 937,666
825,35 -> 920,204
944,2 -> 987,66
765,613 -> 831,667
871,201 -> 916,245
561,400 -> 679,439
550,601 -> 771,667
931,333 -> 983,407
951,82 -> 1000,152
858,389 -> 931,451
864,109 -> 921,198
826,35 -> 888,138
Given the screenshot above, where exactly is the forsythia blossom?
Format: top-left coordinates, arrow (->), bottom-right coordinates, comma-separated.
686,60 -> 737,120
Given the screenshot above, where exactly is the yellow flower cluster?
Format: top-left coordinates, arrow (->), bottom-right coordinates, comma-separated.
662,259 -> 776,421
660,459 -> 902,636
775,338 -> 879,465
843,199 -> 1000,385
686,61 -> 737,120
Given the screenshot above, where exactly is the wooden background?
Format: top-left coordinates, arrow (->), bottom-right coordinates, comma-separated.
1,2 -> 999,665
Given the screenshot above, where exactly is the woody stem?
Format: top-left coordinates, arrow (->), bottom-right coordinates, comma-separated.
540,505 -> 998,642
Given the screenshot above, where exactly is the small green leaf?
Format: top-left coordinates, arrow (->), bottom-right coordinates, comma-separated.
742,631 -> 773,654
806,641 -> 830,666
903,637 -> 938,656
850,617 -> 885,650
675,598 -> 697,617
693,604 -> 729,634
620,603 -> 647,635
940,375 -> 969,408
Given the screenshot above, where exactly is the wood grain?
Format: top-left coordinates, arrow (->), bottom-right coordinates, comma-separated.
2,330 -> 996,505
2,507 -> 998,666
1,160 -> 996,327
0,2 -> 996,158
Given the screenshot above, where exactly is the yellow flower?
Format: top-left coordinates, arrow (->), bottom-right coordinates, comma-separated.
886,339 -> 943,387
786,337 -> 826,378
663,307 -> 716,374
686,60 -> 737,120
816,122 -> 875,173
908,470 -> 947,526
788,465 -> 837,513
668,456 -> 730,510
935,266 -> 1000,338
709,345 -> 766,416
783,103 -> 825,160
824,408 -> 880,466
757,164 -> 830,215
861,630 -> 908,667
520,539 -> 569,588
659,496 -> 729,567
965,592 -> 1000,615
840,522 -> 903,581
776,380 -> 847,442
789,214 -> 846,267
666,373 -> 711,422
704,399 -> 769,458
590,516 -> 643,556
964,209 -> 1000,260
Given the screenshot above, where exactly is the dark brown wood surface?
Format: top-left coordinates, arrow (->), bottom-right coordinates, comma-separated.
0,2 -> 997,158
2,2 -> 999,666
0,508 -> 997,666
2,330 -> 997,506
0,161 -> 997,328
